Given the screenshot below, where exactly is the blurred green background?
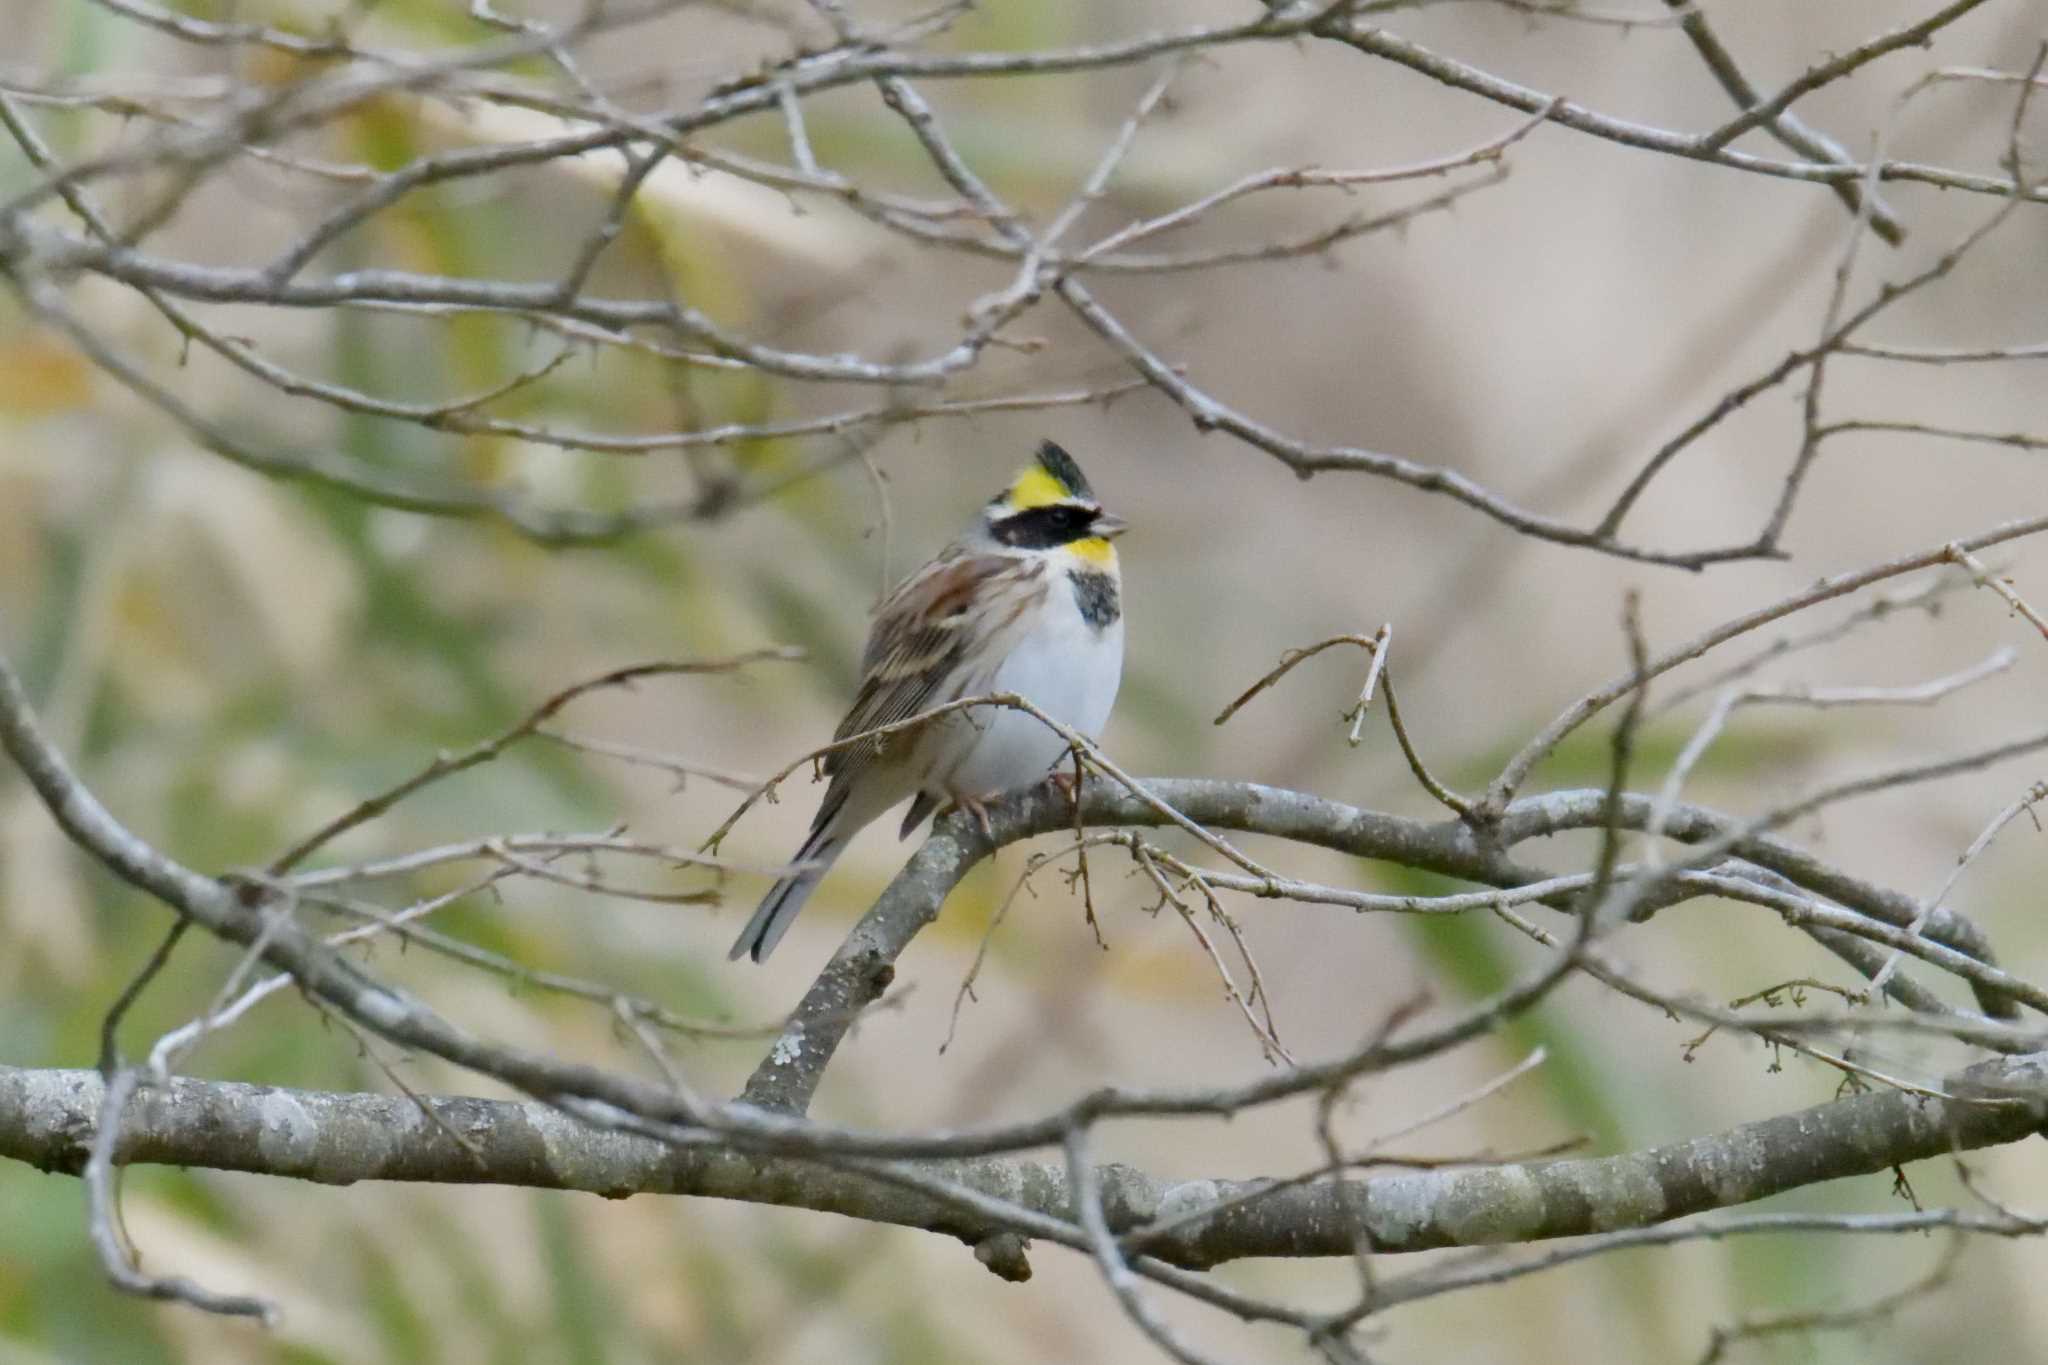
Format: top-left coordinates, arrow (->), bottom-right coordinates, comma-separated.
5,1 -> 2048,1361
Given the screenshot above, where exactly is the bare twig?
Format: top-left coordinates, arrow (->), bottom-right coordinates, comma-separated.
1486,515 -> 2048,815
1949,544 -> 2048,643
270,652 -> 798,874
85,1069 -> 276,1322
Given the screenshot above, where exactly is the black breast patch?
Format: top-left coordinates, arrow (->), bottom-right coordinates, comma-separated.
1067,569 -> 1121,628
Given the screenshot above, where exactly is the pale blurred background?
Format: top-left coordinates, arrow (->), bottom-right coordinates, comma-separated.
3,0 -> 2047,1361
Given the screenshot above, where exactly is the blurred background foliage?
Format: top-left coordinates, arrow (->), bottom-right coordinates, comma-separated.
5,0 -> 2048,1361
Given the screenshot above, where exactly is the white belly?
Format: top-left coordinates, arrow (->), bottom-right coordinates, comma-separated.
936,581 -> 1123,798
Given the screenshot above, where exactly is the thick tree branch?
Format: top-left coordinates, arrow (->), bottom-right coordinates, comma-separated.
6,1057 -> 2044,1269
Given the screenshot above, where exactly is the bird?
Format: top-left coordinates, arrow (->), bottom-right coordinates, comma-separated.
730,440 -> 1128,962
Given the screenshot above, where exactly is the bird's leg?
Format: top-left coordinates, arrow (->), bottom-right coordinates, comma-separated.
959,791 -> 995,838
938,786 -> 997,838
1047,753 -> 1088,830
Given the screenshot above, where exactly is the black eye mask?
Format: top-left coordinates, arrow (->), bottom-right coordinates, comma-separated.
991,503 -> 1101,549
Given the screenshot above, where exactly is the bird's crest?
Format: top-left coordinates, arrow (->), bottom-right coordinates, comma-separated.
1003,440 -> 1095,510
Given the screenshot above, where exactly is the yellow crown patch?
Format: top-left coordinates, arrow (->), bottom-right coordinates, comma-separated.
1006,464 -> 1073,511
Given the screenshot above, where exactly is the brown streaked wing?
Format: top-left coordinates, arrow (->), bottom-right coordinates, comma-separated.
824,552 -> 1022,783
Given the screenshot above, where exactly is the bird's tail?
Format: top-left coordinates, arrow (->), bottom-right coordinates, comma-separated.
728,796 -> 848,963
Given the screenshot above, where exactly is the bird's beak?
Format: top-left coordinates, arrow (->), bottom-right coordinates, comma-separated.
1093,510 -> 1129,539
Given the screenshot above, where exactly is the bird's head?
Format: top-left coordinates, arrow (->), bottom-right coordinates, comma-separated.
982,441 -> 1128,568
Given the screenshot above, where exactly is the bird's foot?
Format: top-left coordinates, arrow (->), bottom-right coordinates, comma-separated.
961,791 -> 995,838
939,789 -> 997,838
1049,754 -> 1091,829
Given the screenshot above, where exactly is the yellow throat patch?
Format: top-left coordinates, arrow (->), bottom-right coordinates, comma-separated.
1066,536 -> 1117,568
